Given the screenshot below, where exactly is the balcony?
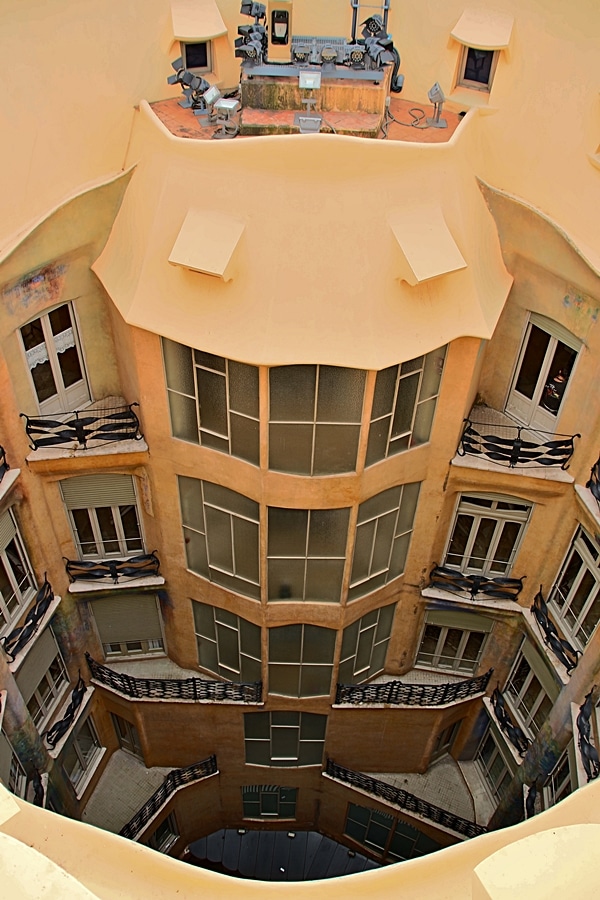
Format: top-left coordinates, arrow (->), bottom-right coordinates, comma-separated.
0,446 -> 8,482
335,668 -> 492,707
324,759 -> 486,840
86,653 -> 263,704
427,565 -> 524,603
65,552 -> 161,587
455,405 -> 579,474
530,588 -> 580,675
491,687 -> 531,757
576,690 -> 600,783
20,399 -> 144,453
0,578 -> 55,663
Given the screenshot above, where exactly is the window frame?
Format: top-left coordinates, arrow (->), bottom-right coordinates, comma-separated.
244,711 -> 327,768
147,812 -> 180,853
180,40 -> 212,73
242,785 -> 297,819
338,605 -> 395,684
0,510 -> 37,638
61,474 -> 145,560
26,649 -> 70,730
416,622 -> 488,675
193,601 -> 261,682
443,493 -> 531,577
475,725 -> 514,801
543,744 -> 575,809
90,593 -> 166,661
456,45 -> 499,92
268,623 -> 336,697
62,716 -> 103,792
548,526 -> 600,651
504,643 -> 555,738
20,302 -> 90,414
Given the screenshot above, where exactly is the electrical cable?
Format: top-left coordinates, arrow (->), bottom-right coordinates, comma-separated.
380,104 -> 431,139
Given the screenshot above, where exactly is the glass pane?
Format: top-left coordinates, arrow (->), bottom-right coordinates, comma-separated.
554,552 -> 583,609
417,625 -> 441,665
305,559 -> 345,603
340,620 -> 359,661
468,518 -> 497,570
228,360 -> 259,418
439,628 -> 462,667
244,712 -> 270,739
301,712 -> 327,739
370,511 -> 396,574
232,517 -> 259,583
299,740 -> 324,766
303,625 -> 336,664
490,521 -> 520,572
269,423 -> 313,474
240,618 -> 261,660
313,424 -> 360,474
71,509 -> 97,555
389,532 -> 410,579
355,627 -> 375,672
269,664 -> 300,696
531,693 -> 552,732
200,431 -> 229,454
119,505 -> 143,552
351,520 -> 376,583
538,341 -> 576,415
566,570 -> 595,622
461,632 -> 485,664
163,339 -> 194,394
300,664 -> 332,696
270,366 -> 316,421
464,47 -> 494,84
269,508 -> 307,557
197,369 -> 227,436
316,367 -> 365,422
391,373 -> 419,437
308,509 -> 349,557
412,397 -> 436,446
366,417 -> 390,466
194,349 -> 225,372
57,345 -> 84,390
268,558 -> 306,601
184,529 -> 208,577
246,741 -> 270,766
508,657 -> 530,698
179,477 -> 205,531
371,367 -> 397,419
514,325 -> 550,399
169,392 -> 199,442
203,483 -> 258,521
230,413 -> 260,466
95,508 -> 119,555
31,360 -> 57,403
419,347 -> 446,400
269,625 -> 302,662
198,636 -> 219,674
216,622 -> 239,673
241,654 -> 261,683
357,487 -> 400,523
580,595 -> 600,643
370,639 -> 388,674
272,725 -> 299,759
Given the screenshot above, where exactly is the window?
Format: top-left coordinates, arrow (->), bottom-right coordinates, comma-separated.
244,711 -> 327,767
242,785 -> 297,819
90,594 -> 165,658
506,314 -> 580,431
111,714 -> 143,759
269,364 -> 366,475
62,717 -> 103,790
0,731 -> 27,798
269,624 -> 336,697
20,303 -> 89,414
444,494 -> 531,577
268,506 -> 349,603
416,610 -> 493,674
349,483 -> 420,600
366,346 -> 446,466
147,813 -> 180,853
61,474 -> 143,558
0,510 -> 36,637
181,41 -> 211,73
431,720 -> 463,761
457,46 -> 498,92
338,605 -> 395,684
549,527 -> 600,650
179,477 -> 260,600
504,643 -> 557,737
476,726 -> 513,800
163,340 -> 259,465
193,601 -> 261,682
15,628 -> 69,730
543,745 -> 574,808
344,803 -> 440,861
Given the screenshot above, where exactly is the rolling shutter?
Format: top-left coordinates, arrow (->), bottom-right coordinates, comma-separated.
90,594 -> 162,643
60,474 -> 137,509
0,510 -> 17,552
425,609 -> 494,633
15,627 -> 61,703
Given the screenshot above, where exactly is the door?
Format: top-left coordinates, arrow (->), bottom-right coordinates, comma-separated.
505,315 -> 579,432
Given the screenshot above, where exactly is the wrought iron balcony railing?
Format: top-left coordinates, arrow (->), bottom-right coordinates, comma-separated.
576,689 -> 600,783
458,418 -> 579,469
0,446 -> 9,482
44,674 -> 87,749
335,668 -> 493,706
491,687 -> 531,756
428,564 -> 524,602
20,402 -> 143,451
324,759 -> 486,839
120,754 -> 218,841
531,587 -> 580,675
0,578 -> 54,662
586,457 -> 600,511
86,653 -> 262,703
65,552 -> 160,584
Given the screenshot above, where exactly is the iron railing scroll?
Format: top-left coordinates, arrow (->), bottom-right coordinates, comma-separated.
0,578 -> 54,662
44,673 -> 87,749
335,669 -> 492,706
324,759 -> 486,839
576,689 -> 600,782
65,552 -> 160,584
458,418 -> 579,469
0,446 -> 9,482
531,587 -> 581,675
428,564 -> 524,602
86,653 -> 262,703
491,687 -> 531,756
119,755 -> 218,841
21,402 -> 143,451
586,456 -> 600,511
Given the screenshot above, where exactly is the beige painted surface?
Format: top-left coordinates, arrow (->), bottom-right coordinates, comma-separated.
170,0 -> 227,40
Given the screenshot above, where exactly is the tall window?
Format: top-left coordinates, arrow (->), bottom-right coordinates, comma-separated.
344,803 -> 440,861
62,717 -> 103,790
269,364 -> 366,475
179,477 -> 260,600
20,303 -> 89,414
506,314 -> 580,432
15,628 -> 69,730
163,340 -> 259,465
549,527 -> 600,650
476,727 -> 513,800
444,494 -> 531,577
0,510 -> 36,637
457,47 -> 498,92
268,624 -> 336,697
338,605 -> 395,684
61,474 -> 143,558
416,611 -> 492,674
504,643 -> 557,737
349,483 -> 420,600
544,745 -> 574,808
366,346 -> 446,466
242,785 -> 297,819
193,601 -> 261,682
244,711 -> 327,767
268,507 -> 349,603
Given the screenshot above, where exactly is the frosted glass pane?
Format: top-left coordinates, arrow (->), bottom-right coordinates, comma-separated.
194,349 -> 225,372
163,339 -> 194,394
338,658 -> 354,683
419,346 -> 446,400
246,742 -> 270,766
348,572 -> 386,600
203,482 -> 258,521
370,639 -> 388,674
357,487 -> 401,523
401,355 -> 424,375
355,628 -> 375,671
300,664 -> 332,696
169,392 -> 199,443
230,413 -> 259,466
270,366 -> 316,421
316,367 -> 365,422
392,373 -> 419,437
215,607 -> 237,627
341,620 -> 359,660
268,558 -> 306,600
211,570 -> 260,600
299,741 -> 324,766
313,424 -> 360,474
389,532 -> 411,579
272,711 -> 299,726
372,366 -> 397,419
269,508 -> 308,557
198,637 -> 219,674
269,423 -> 313,474
233,517 -> 259,583
229,360 -> 259,418
244,712 -> 269,738
240,620 -> 261,659
351,520 -> 376,583
396,483 -> 420,534
193,601 -> 215,639
205,507 -> 233,572
217,622 -> 239,672
308,508 -> 349,557
184,529 -> 209,577
301,713 -> 327,739
197,369 -> 227,436
201,431 -> 229,454
412,397 -> 436,446
371,511 -> 396,573
269,625 -> 302,662
269,664 -> 300,696
272,726 -> 299,759
366,417 -> 390,467
303,625 -> 336,663
377,603 -> 396,637
241,654 -> 261,683
305,559 -> 344,602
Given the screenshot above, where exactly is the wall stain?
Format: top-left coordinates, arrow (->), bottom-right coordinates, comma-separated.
2,262 -> 67,315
